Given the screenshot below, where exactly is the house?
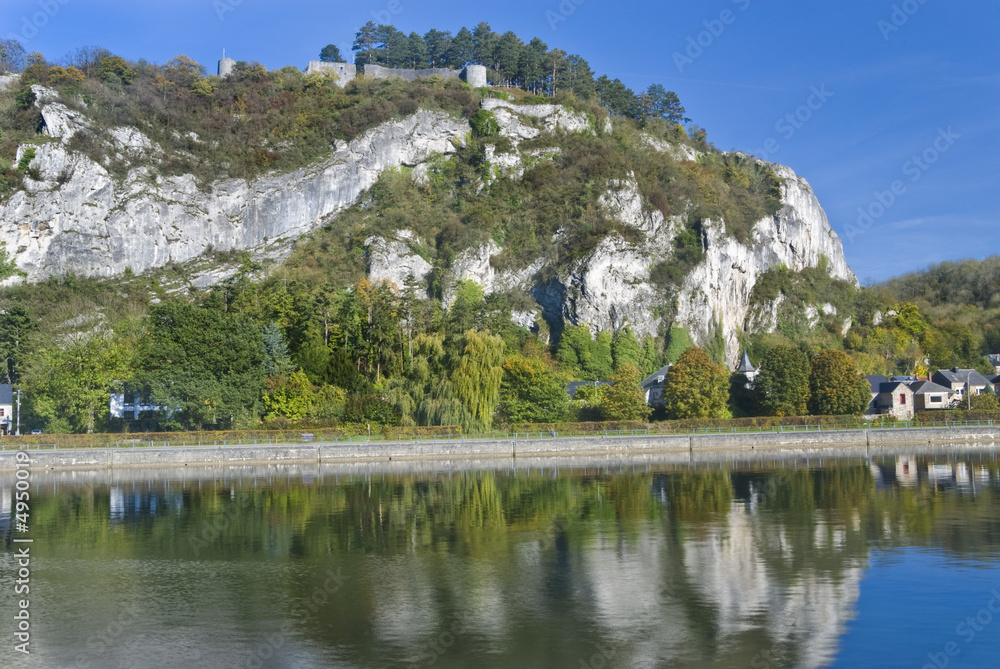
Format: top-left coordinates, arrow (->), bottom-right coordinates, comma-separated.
110,383 -> 173,422
869,378 -> 915,420
865,375 -> 888,413
735,351 -> 759,383
641,364 -> 672,407
908,380 -> 953,411
931,368 -> 991,405
0,384 -> 12,435
984,354 -> 1000,375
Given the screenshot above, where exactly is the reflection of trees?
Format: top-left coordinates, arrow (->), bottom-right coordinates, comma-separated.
665,471 -> 733,521
10,458 -> 1000,668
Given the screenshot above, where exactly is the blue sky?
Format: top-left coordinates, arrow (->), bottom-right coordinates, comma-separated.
3,0 -> 997,283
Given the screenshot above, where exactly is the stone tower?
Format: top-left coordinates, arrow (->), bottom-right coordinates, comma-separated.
218,50 -> 236,78
462,64 -> 488,88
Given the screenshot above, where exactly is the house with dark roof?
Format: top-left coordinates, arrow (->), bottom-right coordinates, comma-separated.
0,384 -> 11,435
868,377 -> 915,420
865,375 -> 888,413
985,354 -> 1000,375
931,368 -> 991,405
908,380 -> 953,411
641,364 -> 671,407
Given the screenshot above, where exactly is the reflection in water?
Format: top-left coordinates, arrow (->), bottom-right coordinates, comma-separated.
0,453 -> 998,668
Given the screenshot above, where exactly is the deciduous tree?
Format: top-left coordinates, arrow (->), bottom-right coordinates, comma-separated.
662,347 -> 730,419
808,349 -> 871,416
753,345 -> 810,416
498,354 -> 569,423
599,365 -> 650,421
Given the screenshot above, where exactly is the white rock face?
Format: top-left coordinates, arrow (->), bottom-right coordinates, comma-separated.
365,232 -> 432,297
643,134 -> 703,162
2,90 -> 856,364
482,98 -> 592,136
40,102 -> 91,142
675,164 -> 855,365
1,99 -> 468,280
445,241 -> 500,305
536,179 -> 678,340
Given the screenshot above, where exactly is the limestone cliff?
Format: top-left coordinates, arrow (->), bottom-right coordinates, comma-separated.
1,90 -> 855,364
2,86 -> 467,281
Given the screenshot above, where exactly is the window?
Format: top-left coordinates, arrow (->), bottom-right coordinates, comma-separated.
899,394 -> 906,405
0,408 -> 4,416
930,396 -> 942,403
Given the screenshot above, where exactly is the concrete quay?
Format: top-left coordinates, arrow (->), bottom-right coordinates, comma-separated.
0,425 -> 996,472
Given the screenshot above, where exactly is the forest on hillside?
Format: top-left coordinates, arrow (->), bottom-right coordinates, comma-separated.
0,32 -> 998,434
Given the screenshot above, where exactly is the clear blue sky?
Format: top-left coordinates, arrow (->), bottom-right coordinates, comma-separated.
3,0 -> 997,283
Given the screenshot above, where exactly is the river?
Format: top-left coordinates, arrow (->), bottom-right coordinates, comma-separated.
1,448 -> 999,668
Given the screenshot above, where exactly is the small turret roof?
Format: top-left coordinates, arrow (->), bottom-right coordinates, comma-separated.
736,351 -> 757,373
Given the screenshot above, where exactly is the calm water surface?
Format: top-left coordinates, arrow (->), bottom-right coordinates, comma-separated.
2,450 -> 1000,668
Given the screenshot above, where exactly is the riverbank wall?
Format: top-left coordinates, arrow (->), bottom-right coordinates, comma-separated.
0,425 -> 996,472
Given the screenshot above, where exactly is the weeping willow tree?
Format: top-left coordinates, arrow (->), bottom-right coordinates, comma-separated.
417,377 -> 471,427
452,330 -> 505,431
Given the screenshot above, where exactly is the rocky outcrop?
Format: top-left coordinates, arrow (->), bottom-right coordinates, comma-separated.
674,165 -> 854,364
365,231 -> 433,298
2,91 -> 856,367
481,98 -> 592,137
1,88 -> 468,280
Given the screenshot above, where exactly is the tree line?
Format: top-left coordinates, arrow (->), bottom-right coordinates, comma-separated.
324,22 -> 688,123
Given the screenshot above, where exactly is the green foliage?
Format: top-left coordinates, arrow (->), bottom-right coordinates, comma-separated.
263,370 -> 314,420
599,364 -> 650,421
137,302 -> 268,429
498,354 -> 569,423
23,316 -> 142,433
753,345 -> 810,416
611,327 -> 641,371
662,347 -> 730,419
319,44 -> 344,63
16,147 -> 34,172
469,109 -> 500,137
808,349 -> 870,416
969,391 -> 1000,412
664,326 -> 693,365
98,55 -> 136,84
452,329 -> 505,430
557,325 -> 612,381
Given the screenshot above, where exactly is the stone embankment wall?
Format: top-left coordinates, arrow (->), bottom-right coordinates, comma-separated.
0,427 -> 996,471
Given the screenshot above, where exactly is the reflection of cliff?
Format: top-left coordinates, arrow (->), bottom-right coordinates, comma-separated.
569,498 -> 863,668
680,505 -> 863,668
